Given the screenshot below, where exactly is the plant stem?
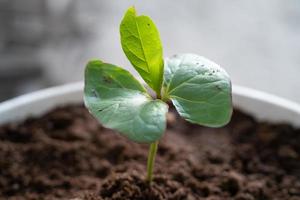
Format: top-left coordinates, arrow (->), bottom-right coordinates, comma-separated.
145,91 -> 161,183
157,92 -> 161,99
146,140 -> 159,183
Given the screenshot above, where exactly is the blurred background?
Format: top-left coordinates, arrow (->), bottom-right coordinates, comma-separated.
0,0 -> 300,103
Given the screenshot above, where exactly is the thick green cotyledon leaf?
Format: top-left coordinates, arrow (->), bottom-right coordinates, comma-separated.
120,6 -> 164,94
84,60 -> 168,143
163,54 -> 232,127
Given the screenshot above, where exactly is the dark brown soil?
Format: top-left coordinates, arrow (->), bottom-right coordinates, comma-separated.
0,105 -> 299,200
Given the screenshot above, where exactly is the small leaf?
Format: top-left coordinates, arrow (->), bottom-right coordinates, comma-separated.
120,6 -> 164,94
164,54 -> 232,127
84,60 -> 168,143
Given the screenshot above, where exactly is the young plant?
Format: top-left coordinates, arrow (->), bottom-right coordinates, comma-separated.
84,7 -> 232,183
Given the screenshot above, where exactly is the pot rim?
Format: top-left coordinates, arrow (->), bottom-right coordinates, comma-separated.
0,82 -> 300,126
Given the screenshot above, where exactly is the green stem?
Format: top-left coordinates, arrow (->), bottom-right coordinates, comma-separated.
146,140 -> 159,183
157,92 -> 161,99
145,91 -> 161,183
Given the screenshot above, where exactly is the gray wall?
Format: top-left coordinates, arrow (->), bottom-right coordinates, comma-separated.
1,0 -> 300,103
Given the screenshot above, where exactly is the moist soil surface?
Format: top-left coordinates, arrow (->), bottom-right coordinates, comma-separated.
0,105 -> 299,200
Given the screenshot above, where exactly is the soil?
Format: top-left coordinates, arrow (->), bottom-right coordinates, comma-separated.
0,105 -> 299,200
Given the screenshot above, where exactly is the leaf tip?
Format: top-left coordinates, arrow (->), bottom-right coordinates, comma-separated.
127,6 -> 136,15
85,60 -> 104,76
87,59 -> 103,67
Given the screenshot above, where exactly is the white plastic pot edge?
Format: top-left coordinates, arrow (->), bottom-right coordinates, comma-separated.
0,81 -> 300,127
0,82 -> 84,125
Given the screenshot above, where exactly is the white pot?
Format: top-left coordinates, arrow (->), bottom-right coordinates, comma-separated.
0,82 -> 300,127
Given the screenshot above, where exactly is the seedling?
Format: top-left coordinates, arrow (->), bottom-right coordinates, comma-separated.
84,7 -> 232,183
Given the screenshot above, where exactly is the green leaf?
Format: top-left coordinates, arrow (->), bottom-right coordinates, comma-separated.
120,6 -> 164,94
164,54 -> 232,127
84,60 -> 168,143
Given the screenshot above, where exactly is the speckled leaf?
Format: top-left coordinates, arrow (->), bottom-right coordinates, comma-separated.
84,60 -> 168,143
120,6 -> 164,94
164,54 -> 232,127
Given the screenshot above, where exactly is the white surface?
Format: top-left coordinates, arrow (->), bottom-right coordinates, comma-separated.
0,82 -> 83,124
0,82 -> 300,127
